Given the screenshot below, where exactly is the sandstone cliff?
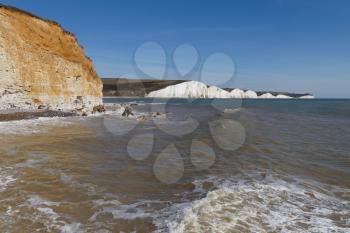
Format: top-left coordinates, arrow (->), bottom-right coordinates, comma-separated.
0,5 -> 102,112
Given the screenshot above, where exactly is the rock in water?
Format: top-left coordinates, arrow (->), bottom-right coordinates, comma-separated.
0,5 -> 102,112
122,106 -> 134,117
93,105 -> 106,113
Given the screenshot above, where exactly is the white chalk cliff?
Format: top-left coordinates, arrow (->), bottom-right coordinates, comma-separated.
147,81 -> 208,98
299,95 -> 315,99
244,90 -> 258,99
276,94 -> 292,99
207,86 -> 232,98
230,89 -> 245,98
259,93 -> 275,99
146,81 -> 314,99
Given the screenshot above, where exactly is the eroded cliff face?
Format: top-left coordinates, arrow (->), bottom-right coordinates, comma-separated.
0,5 -> 102,112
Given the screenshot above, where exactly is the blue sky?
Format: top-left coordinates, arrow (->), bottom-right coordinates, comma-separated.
2,0 -> 350,97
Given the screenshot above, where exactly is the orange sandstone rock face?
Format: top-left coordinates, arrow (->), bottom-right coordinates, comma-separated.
0,5 -> 102,111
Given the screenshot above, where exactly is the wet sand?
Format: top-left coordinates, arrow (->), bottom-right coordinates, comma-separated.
0,109 -> 76,122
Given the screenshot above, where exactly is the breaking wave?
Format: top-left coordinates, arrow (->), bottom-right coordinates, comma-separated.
161,176 -> 350,233
0,117 -> 73,135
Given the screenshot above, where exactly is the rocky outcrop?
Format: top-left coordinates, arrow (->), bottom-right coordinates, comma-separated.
0,5 -> 102,112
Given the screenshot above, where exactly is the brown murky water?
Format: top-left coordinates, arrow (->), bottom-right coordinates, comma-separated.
0,99 -> 349,232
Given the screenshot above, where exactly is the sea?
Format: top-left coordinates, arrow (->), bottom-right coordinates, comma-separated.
0,98 -> 349,233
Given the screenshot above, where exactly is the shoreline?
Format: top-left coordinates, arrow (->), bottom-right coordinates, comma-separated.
1,98 -> 347,122
0,109 -> 76,122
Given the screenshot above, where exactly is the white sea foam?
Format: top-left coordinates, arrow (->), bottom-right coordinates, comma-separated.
0,117 -> 72,135
21,174 -> 348,233
60,173 -> 97,195
50,173 -> 348,233
26,195 -> 84,233
89,199 -> 163,222
60,223 -> 83,233
159,176 -> 350,233
28,195 -> 59,207
0,167 -> 16,192
15,153 -> 51,168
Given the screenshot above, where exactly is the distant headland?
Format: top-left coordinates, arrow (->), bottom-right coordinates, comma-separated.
102,78 -> 314,99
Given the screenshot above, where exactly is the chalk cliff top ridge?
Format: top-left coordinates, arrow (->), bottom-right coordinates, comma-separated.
146,80 -> 314,99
